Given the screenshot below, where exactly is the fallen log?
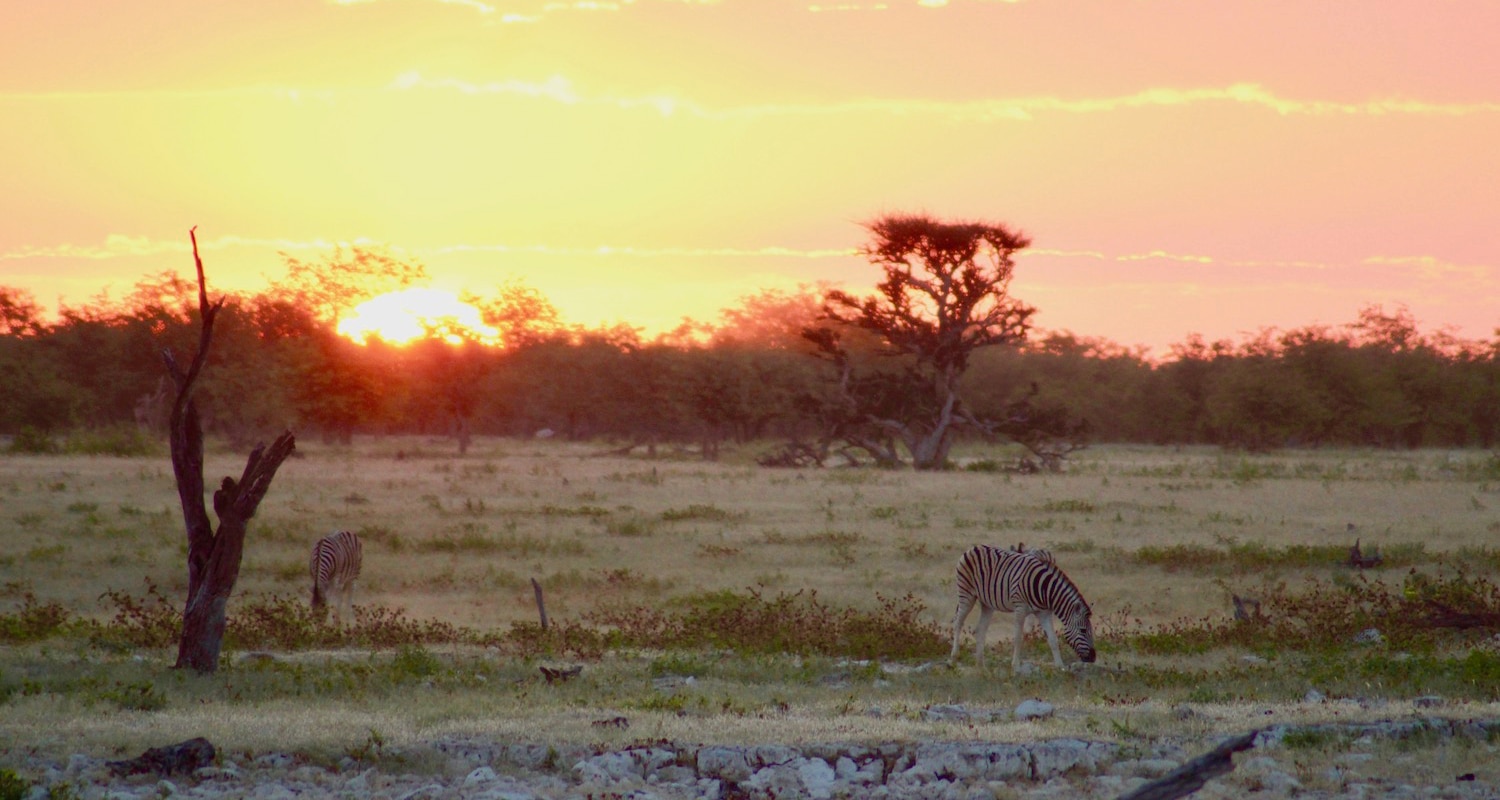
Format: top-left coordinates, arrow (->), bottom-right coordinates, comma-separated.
108,737 -> 216,777
1116,729 -> 1258,800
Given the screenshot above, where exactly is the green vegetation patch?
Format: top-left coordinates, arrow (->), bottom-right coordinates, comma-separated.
1126,570 -> 1500,656
588,588 -> 948,661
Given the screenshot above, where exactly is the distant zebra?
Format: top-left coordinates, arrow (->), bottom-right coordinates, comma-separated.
310,530 -> 363,625
950,544 -> 1095,669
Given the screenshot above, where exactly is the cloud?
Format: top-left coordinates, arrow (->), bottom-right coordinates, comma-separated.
0,234 -> 383,261
1362,255 -> 1493,282
1027,248 -> 1497,287
329,0 -> 727,22
420,243 -> 857,259
387,73 -> 1500,121
0,235 -> 854,262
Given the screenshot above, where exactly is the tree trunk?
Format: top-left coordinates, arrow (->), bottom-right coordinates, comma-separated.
165,229 -> 298,674
906,371 -> 960,470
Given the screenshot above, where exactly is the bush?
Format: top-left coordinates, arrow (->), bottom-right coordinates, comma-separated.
0,592 -> 71,643
4,426 -> 57,454
0,769 -> 30,800
587,588 -> 948,660
62,426 -> 160,457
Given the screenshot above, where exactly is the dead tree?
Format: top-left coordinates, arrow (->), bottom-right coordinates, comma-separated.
165,228 -> 297,673
1232,594 -> 1265,624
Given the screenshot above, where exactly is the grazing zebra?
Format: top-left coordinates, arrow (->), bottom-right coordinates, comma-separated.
1010,542 -> 1056,567
950,544 -> 1095,669
310,530 -> 363,625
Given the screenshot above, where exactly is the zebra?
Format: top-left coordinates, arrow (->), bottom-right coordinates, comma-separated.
950,544 -> 1095,669
1010,542 -> 1056,566
310,530 -> 363,625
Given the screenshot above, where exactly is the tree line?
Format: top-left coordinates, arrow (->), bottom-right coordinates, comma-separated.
3,220 -> 1497,463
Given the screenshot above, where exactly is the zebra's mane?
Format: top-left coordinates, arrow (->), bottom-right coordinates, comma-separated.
995,545 -> 1090,615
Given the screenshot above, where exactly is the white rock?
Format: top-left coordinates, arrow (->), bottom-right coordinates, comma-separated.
1015,699 -> 1055,720
796,758 -> 837,799
464,766 -> 498,786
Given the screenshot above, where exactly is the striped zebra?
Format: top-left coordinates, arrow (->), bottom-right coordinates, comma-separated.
950,544 -> 1095,669
310,530 -> 363,625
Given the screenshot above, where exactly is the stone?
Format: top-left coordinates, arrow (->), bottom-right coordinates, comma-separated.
923,704 -> 973,722
697,746 -> 752,783
1015,699 -> 1055,720
1032,739 -> 1113,778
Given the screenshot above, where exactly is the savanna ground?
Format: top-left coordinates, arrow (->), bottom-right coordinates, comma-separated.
3,438 -> 1500,791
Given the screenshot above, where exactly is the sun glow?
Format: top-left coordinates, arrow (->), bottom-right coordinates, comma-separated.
337,288 -> 501,346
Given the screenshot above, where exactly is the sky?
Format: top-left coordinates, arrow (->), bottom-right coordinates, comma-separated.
3,0 -> 1498,356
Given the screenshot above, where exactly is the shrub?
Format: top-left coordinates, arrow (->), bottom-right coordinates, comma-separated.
93,582 -> 180,648
0,769 -> 30,800
61,426 -> 160,457
5,426 -> 57,454
587,588 -> 948,660
0,592 -> 71,643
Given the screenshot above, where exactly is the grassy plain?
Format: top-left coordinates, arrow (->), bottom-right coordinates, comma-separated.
3,438 -> 1500,779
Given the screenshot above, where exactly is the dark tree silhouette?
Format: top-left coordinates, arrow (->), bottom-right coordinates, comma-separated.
806,213 -> 1080,470
165,228 -> 296,673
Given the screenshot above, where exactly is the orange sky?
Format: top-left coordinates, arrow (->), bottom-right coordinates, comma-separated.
3,0 -> 1497,355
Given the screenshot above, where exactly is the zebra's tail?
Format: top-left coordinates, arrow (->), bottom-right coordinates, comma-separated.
311,583 -> 326,612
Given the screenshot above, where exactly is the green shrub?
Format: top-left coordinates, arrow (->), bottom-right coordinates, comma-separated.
0,592 -> 72,643
588,588 -> 948,660
61,426 -> 160,457
5,426 -> 58,454
0,768 -> 30,800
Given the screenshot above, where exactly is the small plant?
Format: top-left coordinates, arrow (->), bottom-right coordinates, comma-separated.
390,645 -> 443,680
97,680 -> 167,712
0,592 -> 72,643
1042,499 -> 1096,513
94,581 -> 180,648
6,426 -> 59,454
605,517 -> 656,537
0,768 -> 30,800
661,505 -> 742,523
350,728 -> 387,763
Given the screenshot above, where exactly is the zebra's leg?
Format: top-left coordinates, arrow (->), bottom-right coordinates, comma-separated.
973,606 -> 994,669
1037,611 -> 1065,666
950,596 -> 977,665
1011,611 -> 1030,670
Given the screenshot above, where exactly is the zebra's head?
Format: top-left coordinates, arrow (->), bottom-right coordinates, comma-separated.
1062,603 -> 1096,663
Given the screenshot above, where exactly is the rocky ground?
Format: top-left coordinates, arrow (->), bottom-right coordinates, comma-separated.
9,713 -> 1500,800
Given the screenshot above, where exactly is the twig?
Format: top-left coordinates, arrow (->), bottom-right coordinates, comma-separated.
531,577 -> 548,630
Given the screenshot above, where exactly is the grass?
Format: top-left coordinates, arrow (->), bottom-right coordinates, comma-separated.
3,439 -> 1500,768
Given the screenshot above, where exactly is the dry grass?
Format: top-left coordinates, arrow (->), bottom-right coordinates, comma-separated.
3,438 -> 1499,763
3,439 -> 1495,632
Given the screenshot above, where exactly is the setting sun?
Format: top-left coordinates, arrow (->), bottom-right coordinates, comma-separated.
337,288 -> 500,346
2,2 -> 1496,355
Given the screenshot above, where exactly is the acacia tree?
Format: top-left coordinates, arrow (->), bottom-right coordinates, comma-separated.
165,229 -> 296,673
807,213 -> 1075,470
